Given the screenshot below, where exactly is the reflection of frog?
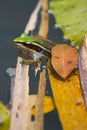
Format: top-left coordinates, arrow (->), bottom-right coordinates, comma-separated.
13,32 -> 78,79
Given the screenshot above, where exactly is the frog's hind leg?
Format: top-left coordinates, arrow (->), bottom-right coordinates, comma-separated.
20,59 -> 40,65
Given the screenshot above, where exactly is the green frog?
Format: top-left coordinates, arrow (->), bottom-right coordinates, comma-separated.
13,32 -> 55,64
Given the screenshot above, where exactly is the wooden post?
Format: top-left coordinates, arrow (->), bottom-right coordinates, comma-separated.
10,57 -> 29,130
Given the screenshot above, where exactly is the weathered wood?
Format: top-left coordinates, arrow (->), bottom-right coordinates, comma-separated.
79,34 -> 87,109
34,0 -> 49,130
10,57 -> 29,130
38,0 -> 49,37
24,0 -> 42,34
35,67 -> 46,130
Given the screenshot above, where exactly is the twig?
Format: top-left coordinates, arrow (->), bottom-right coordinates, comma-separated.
35,0 -> 49,130
24,0 -> 42,34
35,67 -> 46,130
79,34 -> 87,109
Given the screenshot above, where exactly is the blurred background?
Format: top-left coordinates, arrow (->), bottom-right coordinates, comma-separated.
0,0 -> 70,129
0,0 -> 39,104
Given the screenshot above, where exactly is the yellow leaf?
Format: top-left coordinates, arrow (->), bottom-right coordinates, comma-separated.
48,69 -> 87,130
0,101 -> 10,130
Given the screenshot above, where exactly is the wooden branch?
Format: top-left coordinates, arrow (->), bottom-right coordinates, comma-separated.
38,0 -> 49,37
24,0 -> 42,34
35,67 -> 46,130
79,34 -> 87,109
34,0 -> 49,130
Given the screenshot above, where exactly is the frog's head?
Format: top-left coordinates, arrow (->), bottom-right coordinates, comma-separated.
13,33 -> 31,43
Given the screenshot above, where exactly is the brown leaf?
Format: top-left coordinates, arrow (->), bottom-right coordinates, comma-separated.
51,44 -> 78,78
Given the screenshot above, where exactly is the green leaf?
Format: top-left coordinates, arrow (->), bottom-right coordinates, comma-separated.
0,102 -> 10,130
50,0 -> 87,45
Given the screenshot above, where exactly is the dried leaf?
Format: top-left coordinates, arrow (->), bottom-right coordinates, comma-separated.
51,44 -> 78,78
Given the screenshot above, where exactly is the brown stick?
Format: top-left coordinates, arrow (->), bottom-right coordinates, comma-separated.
38,0 -> 49,37
35,0 -> 49,130
35,67 -> 46,130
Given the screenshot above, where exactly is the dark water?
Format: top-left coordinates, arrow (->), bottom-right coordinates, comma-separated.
0,0 -> 38,103
0,0 -> 71,129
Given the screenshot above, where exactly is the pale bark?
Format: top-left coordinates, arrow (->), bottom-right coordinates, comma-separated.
79,34 -> 87,109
